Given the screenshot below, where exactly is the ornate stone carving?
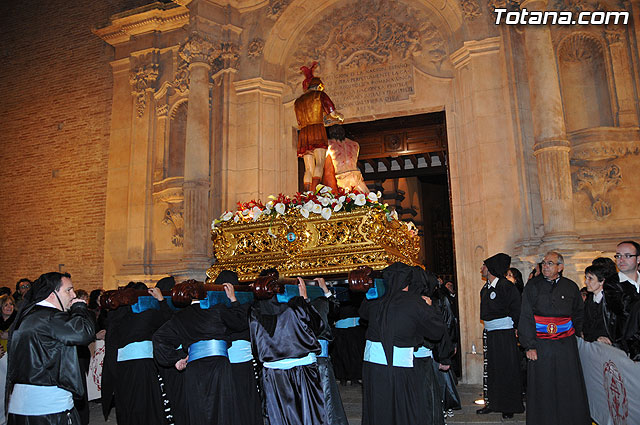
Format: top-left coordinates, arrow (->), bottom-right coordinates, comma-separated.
557,33 -> 603,63
552,0 -> 602,13
461,0 -> 482,19
288,0 -> 447,89
248,38 -> 265,59
573,164 -> 622,220
211,42 -> 240,74
179,32 -> 220,65
172,60 -> 190,93
266,0 -> 292,20
604,28 -> 623,44
129,52 -> 159,118
487,0 -> 521,12
162,203 -> 185,247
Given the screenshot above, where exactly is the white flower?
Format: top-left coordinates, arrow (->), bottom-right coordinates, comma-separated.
211,220 -> 219,230
390,210 -> 399,220
300,208 -> 310,218
339,195 -> 346,203
348,192 -> 357,200
268,227 -> 277,238
354,193 -> 366,206
319,185 -> 331,194
303,200 -> 315,211
252,206 -> 262,221
318,196 -> 331,207
242,209 -> 250,216
266,200 -> 274,209
275,203 -> 286,215
263,208 -> 271,215
321,207 -> 332,220
367,192 -> 378,203
234,214 -> 240,222
312,203 -> 323,214
333,202 -> 343,212
377,191 -> 382,199
222,211 -> 233,221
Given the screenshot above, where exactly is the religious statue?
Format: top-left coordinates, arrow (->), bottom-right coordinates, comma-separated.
294,62 -> 343,192
322,124 -> 369,194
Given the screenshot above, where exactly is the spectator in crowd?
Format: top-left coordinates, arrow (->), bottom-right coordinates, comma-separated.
0,288 -> 11,297
616,241 -> 640,293
13,278 -> 31,308
580,287 -> 588,303
582,264 -> 612,344
0,295 -> 16,350
506,267 -> 524,294
518,251 -> 590,425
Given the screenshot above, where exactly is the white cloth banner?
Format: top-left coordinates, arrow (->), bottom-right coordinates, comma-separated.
87,340 -> 105,401
577,338 -> 640,425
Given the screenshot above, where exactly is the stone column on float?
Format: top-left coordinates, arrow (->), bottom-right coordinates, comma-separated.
604,29 -> 640,127
521,0 -> 576,240
180,35 -> 215,267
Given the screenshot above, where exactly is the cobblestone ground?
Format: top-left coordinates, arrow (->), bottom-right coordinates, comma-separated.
89,383 -> 525,424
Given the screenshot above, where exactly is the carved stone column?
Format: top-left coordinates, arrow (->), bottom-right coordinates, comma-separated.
521,0 -> 576,240
604,29 -> 639,127
180,34 -> 217,268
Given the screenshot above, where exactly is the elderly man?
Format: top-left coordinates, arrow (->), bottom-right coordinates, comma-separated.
518,252 -> 590,425
477,253 -> 523,419
7,272 -> 95,425
616,240 -> 640,293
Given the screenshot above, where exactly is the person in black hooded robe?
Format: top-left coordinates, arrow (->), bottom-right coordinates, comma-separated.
153,281 -> 248,425
214,270 -> 262,425
408,266 -> 455,425
101,282 -> 172,425
7,272 -> 95,425
330,290 -> 365,385
477,253 -> 524,419
249,275 -> 326,425
359,262 -> 446,425
309,277 -> 348,425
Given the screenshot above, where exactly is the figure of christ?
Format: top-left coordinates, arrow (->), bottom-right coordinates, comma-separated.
295,63 -> 343,192
322,124 -> 369,194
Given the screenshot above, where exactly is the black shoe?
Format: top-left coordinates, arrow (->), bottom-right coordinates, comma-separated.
476,407 -> 493,414
502,413 -> 514,419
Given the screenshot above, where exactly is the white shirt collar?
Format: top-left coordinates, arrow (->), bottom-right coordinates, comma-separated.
36,299 -> 58,309
488,277 -> 499,289
593,290 -> 603,304
618,271 -> 640,293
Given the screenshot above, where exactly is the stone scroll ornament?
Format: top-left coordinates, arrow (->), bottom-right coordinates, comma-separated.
130,53 -> 159,118
573,164 -> 622,220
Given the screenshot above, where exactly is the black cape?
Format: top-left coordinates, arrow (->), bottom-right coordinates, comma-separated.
152,301 -> 248,425
250,296 -> 326,425
101,301 -> 172,425
359,263 -> 446,425
480,277 -> 524,414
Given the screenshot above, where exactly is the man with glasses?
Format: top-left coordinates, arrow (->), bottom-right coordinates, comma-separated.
518,251 -> 590,425
615,240 -> 640,293
13,279 -> 31,309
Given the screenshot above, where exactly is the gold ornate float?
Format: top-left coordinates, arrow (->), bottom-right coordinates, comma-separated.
205,190 -> 420,283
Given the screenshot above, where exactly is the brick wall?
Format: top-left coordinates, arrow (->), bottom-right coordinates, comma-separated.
0,0 -> 153,292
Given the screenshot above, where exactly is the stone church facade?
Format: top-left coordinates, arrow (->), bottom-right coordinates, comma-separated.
1,0 -> 639,382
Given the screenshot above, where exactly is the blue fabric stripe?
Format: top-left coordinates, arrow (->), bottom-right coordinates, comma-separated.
117,340 -> 153,362
188,339 -> 228,363
263,353 -> 317,369
363,340 -> 413,367
318,339 -> 329,358
484,316 -> 514,331
131,296 -> 160,313
335,317 -> 360,328
535,320 -> 573,334
228,340 -> 253,364
414,346 -> 433,358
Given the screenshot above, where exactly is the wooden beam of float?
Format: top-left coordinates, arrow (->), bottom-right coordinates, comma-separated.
206,209 -> 421,283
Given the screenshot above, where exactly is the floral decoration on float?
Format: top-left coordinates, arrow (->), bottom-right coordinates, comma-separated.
206,185 -> 420,283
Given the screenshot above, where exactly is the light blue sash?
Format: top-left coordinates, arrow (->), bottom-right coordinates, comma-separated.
188,339 -> 228,363
484,316 -> 514,331
414,346 -> 433,358
335,317 -> 360,328
8,384 -> 73,415
117,340 -> 153,362
228,340 -> 253,364
263,353 -> 317,370
363,340 -> 414,367
318,339 -> 329,358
